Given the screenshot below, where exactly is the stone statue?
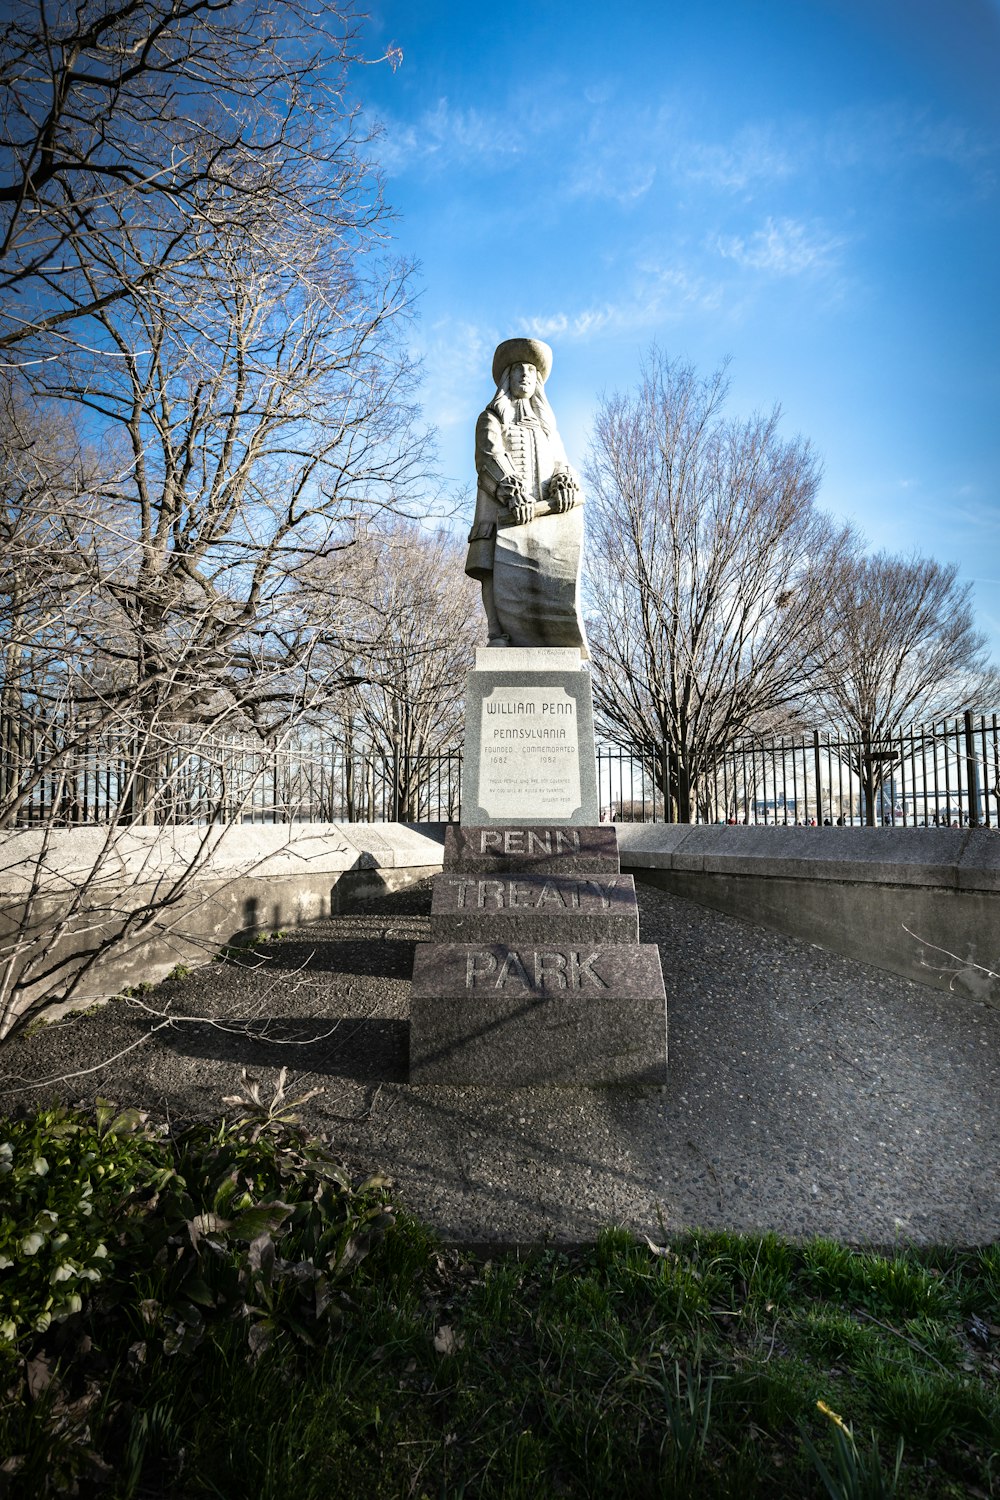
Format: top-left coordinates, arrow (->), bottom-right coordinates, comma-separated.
466,337 -> 590,656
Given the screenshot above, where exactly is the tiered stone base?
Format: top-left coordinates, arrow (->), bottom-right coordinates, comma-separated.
408,824 -> 668,1086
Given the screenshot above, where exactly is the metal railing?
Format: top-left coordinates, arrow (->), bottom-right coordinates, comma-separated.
595,713 -> 1000,828
2,710 -> 997,829
0,718 -> 463,828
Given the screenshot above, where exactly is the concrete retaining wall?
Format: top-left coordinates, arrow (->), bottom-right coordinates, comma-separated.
617,824 -> 1000,1004
0,823 -> 445,1033
3,822 -> 997,1034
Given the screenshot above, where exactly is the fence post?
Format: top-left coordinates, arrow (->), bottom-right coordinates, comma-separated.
964,710 -> 981,827
812,729 -> 822,823
659,743 -> 669,824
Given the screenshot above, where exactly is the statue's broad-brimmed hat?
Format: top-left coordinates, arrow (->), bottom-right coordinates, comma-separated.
492,337 -> 552,387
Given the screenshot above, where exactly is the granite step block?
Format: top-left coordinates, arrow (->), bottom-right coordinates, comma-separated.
430,872 -> 639,945
409,942 -> 667,1086
444,824 -> 620,874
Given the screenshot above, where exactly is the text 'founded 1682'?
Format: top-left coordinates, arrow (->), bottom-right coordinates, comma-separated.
478,686 -> 581,819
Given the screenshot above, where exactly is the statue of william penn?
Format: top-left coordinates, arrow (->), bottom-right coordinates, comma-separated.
466,337 -> 590,657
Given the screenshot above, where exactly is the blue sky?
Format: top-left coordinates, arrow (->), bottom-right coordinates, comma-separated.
356,0 -> 1000,660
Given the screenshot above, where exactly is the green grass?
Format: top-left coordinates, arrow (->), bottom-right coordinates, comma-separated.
1,1106 -> 997,1498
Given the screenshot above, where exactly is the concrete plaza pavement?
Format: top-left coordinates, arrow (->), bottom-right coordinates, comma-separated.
1,878 -> 996,1249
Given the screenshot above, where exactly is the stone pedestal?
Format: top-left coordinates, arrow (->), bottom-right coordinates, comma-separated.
407,648 -> 667,1087
461,647 -> 600,827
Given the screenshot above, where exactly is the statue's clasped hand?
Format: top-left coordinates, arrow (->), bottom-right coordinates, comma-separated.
498,475 -> 534,526
547,471 -> 579,513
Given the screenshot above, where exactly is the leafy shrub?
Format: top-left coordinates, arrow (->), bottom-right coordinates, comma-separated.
0,1074 -> 397,1495
120,1073 -> 396,1360
0,1101 -> 166,1351
1,1072 -> 396,1364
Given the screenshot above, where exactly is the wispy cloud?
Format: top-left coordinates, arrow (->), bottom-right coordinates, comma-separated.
680,102 -> 996,196
528,307 -> 620,340
372,96 -> 519,173
943,494 -> 1000,536
526,264 -> 726,343
679,124 -> 796,193
557,93 -> 995,220
715,217 -> 848,276
823,102 -> 996,181
568,157 -> 658,205
408,317 -> 498,429
560,101 -> 670,204
559,101 -> 797,206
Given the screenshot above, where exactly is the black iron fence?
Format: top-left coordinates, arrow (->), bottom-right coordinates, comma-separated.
0,719 -> 463,828
595,712 -> 999,827
2,710 -> 998,829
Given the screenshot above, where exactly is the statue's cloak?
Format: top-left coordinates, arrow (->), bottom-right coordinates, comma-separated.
493,501 -> 590,657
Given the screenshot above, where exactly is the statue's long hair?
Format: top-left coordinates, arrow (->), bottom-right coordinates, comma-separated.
489,366 -> 558,436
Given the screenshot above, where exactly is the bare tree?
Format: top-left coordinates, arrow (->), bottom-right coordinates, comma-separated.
0,378 -> 127,820
313,524 -> 478,820
0,0 -> 401,357
0,3 -> 435,1036
0,214 -> 427,823
63,248 -> 419,693
0,0 -> 429,789
585,352 -> 853,821
809,551 -> 999,823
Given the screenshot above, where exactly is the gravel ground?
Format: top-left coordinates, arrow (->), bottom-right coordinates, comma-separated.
1,879 -> 996,1248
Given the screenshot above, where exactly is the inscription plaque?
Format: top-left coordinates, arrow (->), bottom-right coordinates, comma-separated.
442,875 -> 626,911
479,686 -> 580,819
461,667 -> 599,826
